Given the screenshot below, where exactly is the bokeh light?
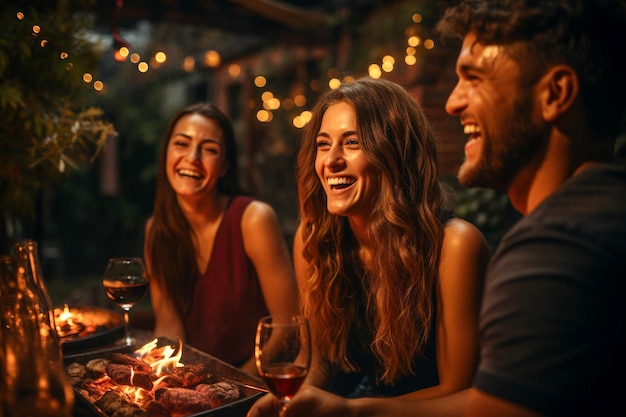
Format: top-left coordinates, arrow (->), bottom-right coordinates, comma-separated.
368,64 -> 382,79
183,56 -> 195,72
154,51 -> 167,63
329,78 -> 341,89
229,64 -> 241,77
203,50 -> 221,67
254,76 -> 267,87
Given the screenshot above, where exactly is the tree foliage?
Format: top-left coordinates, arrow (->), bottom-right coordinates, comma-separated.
0,1 -> 115,228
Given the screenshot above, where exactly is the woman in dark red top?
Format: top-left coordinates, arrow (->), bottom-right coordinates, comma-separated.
144,102 -> 298,375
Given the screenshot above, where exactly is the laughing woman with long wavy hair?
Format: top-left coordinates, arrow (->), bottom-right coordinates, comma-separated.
294,77 -> 489,399
144,102 -> 298,376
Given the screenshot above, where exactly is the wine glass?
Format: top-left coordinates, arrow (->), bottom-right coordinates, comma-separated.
102,257 -> 149,346
255,315 -> 311,409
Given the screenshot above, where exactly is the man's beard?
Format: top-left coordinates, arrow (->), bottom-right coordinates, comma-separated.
458,94 -> 545,192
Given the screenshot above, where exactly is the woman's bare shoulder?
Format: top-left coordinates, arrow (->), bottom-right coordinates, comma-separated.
443,217 -> 486,246
441,217 -> 491,265
241,199 -> 278,222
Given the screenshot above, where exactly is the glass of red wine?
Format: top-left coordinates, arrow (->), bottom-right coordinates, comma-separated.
102,257 -> 149,346
255,315 -> 311,409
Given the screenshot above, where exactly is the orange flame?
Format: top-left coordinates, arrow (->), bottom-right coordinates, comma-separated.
58,304 -> 73,322
134,338 -> 184,375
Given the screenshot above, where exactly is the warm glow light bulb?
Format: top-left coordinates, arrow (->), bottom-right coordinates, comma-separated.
294,95 -> 306,107
203,50 -> 221,67
261,91 -> 274,102
382,55 -> 395,64
183,56 -> 195,72
114,50 -> 126,62
368,64 -> 382,79
301,111 -> 312,123
254,76 -> 267,87
293,116 -> 305,129
257,109 -> 271,122
229,64 -> 241,78
269,98 -> 280,110
155,51 -> 167,63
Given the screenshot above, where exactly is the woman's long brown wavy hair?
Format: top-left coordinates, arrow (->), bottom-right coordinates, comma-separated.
297,77 -> 448,385
145,102 -> 243,319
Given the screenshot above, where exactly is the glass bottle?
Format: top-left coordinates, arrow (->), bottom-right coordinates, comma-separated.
0,254 -> 12,417
13,240 -> 60,350
0,241 -> 74,416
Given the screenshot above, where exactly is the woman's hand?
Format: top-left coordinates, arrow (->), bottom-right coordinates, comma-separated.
246,385 -> 350,417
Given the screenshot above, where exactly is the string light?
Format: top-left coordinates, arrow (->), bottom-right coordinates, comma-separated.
368,64 -> 382,79
183,56 -> 195,72
154,51 -> 167,64
12,9 -> 109,98
114,46 -> 129,62
13,6 -> 435,127
203,50 -> 220,67
228,64 -> 241,78
254,76 -> 267,87
294,95 -> 306,107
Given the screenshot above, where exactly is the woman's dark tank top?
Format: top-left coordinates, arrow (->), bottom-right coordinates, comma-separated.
184,196 -> 269,366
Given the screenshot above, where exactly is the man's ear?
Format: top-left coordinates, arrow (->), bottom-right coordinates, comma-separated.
540,65 -> 579,122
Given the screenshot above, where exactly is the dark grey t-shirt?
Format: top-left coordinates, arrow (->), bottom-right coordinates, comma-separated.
474,164 -> 626,417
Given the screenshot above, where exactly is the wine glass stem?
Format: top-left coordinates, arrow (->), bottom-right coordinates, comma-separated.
122,308 -> 132,346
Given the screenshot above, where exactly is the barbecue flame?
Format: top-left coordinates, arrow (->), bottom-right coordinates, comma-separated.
58,304 -> 74,322
135,338 -> 185,375
112,380 -> 151,405
54,304 -> 87,339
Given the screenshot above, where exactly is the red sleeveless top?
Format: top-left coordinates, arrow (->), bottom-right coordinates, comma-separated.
184,196 -> 269,366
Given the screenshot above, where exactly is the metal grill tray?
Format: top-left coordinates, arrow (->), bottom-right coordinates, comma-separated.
64,336 -> 266,417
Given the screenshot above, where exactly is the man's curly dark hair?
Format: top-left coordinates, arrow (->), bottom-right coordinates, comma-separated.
437,0 -> 626,137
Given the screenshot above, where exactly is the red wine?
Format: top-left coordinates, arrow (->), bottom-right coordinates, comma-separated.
103,277 -> 149,307
260,363 -> 307,401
